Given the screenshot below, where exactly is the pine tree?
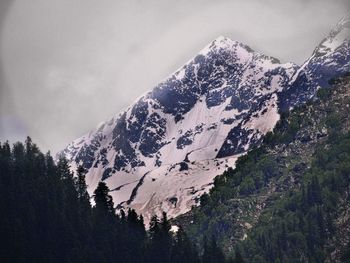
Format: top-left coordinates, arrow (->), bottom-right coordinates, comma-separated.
122,209 -> 146,262
56,156 -> 73,180
202,236 -> 225,263
76,165 -> 89,200
149,214 -> 160,239
171,226 -> 199,263
147,214 -> 160,262
93,181 -> 114,215
147,212 -> 174,263
159,212 -> 172,262
234,250 -> 245,263
202,237 -> 211,263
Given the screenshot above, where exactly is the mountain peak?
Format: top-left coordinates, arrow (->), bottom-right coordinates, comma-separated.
198,35 -> 252,57
214,35 -> 232,42
61,30 -> 299,223
212,35 -> 236,46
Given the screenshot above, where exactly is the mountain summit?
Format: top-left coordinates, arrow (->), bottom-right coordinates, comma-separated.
60,18 -> 349,222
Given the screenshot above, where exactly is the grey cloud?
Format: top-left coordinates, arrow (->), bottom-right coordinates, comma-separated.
0,0 -> 349,153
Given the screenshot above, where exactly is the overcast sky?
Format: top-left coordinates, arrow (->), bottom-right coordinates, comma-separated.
0,0 -> 349,154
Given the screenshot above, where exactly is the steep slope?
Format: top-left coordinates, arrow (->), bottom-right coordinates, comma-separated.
180,75 -> 350,262
61,15 -> 350,222
60,36 -> 298,221
279,13 -> 350,111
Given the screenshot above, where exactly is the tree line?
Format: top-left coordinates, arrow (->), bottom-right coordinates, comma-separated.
0,137 -> 243,263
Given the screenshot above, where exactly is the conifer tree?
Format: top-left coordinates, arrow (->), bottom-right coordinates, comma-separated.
234,250 -> 245,263
202,236 -> 226,263
94,181 -> 114,215
76,165 -> 89,199
171,226 -> 199,263
159,212 -> 172,262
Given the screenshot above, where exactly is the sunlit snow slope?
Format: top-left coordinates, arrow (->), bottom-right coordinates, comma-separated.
60,15 -> 350,223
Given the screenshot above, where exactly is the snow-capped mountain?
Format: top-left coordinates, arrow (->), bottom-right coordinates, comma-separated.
60,16 -> 350,223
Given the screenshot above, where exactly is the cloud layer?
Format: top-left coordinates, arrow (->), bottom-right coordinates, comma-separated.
0,0 -> 349,153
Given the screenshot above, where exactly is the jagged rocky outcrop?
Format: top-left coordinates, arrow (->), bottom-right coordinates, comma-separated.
279,13 -> 350,111
60,15 -> 350,222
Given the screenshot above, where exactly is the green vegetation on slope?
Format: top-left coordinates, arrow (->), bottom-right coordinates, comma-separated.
183,76 -> 350,262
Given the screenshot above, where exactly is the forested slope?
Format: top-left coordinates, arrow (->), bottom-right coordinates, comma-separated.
179,75 -> 350,262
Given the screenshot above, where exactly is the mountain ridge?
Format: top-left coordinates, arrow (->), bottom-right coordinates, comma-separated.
60,16 -> 350,223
